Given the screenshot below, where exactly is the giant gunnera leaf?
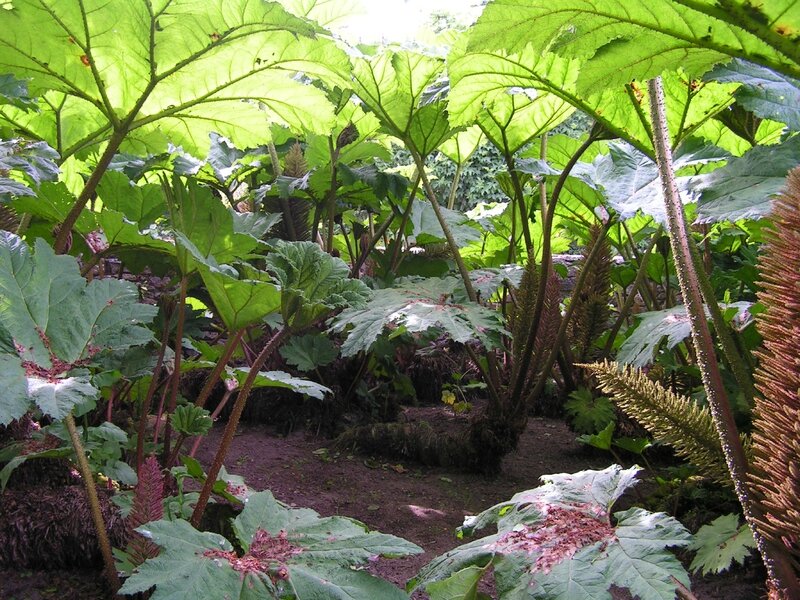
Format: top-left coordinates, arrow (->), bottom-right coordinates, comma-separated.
120,490 -> 422,600
0,232 -> 157,424
0,0 -> 350,159
331,277 -> 507,357
410,465 -> 692,600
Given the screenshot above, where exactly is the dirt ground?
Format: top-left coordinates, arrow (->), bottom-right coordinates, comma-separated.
0,411 -> 765,599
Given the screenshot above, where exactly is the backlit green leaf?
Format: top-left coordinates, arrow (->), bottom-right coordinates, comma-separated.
468,0 -> 799,95
0,0 -> 348,157
351,51 -> 454,157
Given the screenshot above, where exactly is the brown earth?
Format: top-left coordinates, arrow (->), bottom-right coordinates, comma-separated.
0,411 -> 764,599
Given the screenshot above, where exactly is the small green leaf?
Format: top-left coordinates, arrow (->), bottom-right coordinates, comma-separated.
426,565 -> 489,600
565,388 -> 616,434
689,514 -> 756,576
0,74 -> 36,111
279,333 -> 338,372
180,456 -> 206,480
171,405 -> 212,437
577,421 -> 615,451
613,437 -> 652,455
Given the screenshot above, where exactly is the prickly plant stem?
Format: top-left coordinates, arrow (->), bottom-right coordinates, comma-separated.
326,139 -> 341,253
689,239 -> 756,404
136,311 -> 172,471
15,213 -> 32,236
193,329 -> 246,411
503,151 -> 533,254
162,275 -> 188,463
509,133 -> 598,405
54,128 -> 127,253
190,327 -> 290,528
413,152 -> 477,302
525,219 -> 613,408
538,134 -> 548,215
622,221 -> 660,310
602,229 -> 661,358
411,152 -> 503,404
673,577 -> 700,600
648,77 -> 799,599
65,414 -> 121,592
350,210 -> 397,277
389,171 -> 421,273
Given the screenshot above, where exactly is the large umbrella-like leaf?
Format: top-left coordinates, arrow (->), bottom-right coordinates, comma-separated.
0,0 -> 350,158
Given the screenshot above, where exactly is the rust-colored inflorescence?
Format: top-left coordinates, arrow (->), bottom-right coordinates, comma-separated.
126,456 -> 164,566
751,167 -> 800,568
486,504 -> 615,574
204,529 -> 303,580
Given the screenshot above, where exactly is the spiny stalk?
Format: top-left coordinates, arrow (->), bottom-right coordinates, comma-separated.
750,167 -> 800,572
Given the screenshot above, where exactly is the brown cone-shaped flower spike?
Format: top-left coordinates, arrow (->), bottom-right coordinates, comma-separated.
335,122 -> 358,150
751,166 -> 800,569
284,142 -> 308,178
126,455 -> 164,566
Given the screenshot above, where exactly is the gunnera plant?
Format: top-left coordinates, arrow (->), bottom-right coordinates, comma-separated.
409,465 -> 693,600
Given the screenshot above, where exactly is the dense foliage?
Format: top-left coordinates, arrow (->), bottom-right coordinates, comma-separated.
0,0 -> 799,597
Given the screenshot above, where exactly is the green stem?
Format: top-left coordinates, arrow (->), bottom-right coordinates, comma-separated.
503,151 -> 533,255
648,77 -> 799,599
15,213 -> 32,236
538,134 -> 548,215
190,327 -> 290,527
602,230 -> 660,358
65,414 -> 120,592
413,154 -> 477,302
325,139 -> 341,253
389,172 -> 420,273
193,329 -> 246,410
446,163 -> 464,210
